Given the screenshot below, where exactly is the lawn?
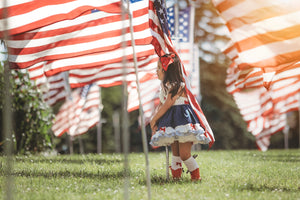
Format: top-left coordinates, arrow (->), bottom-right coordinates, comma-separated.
0,149 -> 299,200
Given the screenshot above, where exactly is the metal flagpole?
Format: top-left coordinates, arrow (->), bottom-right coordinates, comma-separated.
283,124 -> 289,150
127,1 -> 151,199
97,87 -> 103,154
2,1 -> 14,199
165,146 -> 169,180
164,0 -> 179,180
113,111 -> 121,153
120,2 -> 130,200
189,2 -> 202,151
62,71 -> 74,154
3,63 -> 14,200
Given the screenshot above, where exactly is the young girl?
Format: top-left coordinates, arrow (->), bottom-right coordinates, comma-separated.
150,53 -> 211,181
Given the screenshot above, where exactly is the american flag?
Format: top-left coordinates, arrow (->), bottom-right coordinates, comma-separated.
5,0 -> 152,71
68,54 -> 158,88
149,0 -> 215,147
223,42 -> 263,93
230,64 -> 300,151
217,0 -> 300,150
52,84 -> 101,137
213,0 -> 300,88
5,0 -> 156,106
149,0 -> 176,56
0,0 -> 121,37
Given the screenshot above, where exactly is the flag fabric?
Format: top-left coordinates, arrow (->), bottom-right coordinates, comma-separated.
24,43 -> 155,78
149,0 -> 215,147
222,34 -> 300,150
213,0 -> 300,71
232,87 -> 286,151
52,84 -> 101,137
40,73 -> 68,106
68,54 -> 158,88
223,42 -> 263,93
231,63 -> 300,151
149,0 -> 176,56
5,0 -> 152,70
269,66 -> 300,115
127,71 -> 161,124
0,0 -> 122,37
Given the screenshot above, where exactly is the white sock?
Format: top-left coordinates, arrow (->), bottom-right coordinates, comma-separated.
171,156 -> 182,170
183,156 -> 199,172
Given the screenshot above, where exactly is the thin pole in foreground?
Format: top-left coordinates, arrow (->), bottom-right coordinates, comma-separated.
299,105 -> 300,149
97,87 -> 103,154
3,63 -> 13,200
121,3 -> 130,200
2,1 -> 14,199
165,146 -> 169,180
62,72 -> 74,154
127,2 -> 151,199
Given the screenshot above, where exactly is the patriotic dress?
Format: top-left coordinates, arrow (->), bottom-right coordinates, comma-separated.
150,83 -> 211,146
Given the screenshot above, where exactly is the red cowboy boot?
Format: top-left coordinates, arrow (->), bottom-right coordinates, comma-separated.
190,168 -> 201,181
169,166 -> 182,179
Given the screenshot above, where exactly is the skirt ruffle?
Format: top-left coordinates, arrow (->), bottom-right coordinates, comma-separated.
150,104 -> 212,147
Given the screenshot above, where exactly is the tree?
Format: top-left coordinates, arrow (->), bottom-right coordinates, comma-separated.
0,60 -> 54,154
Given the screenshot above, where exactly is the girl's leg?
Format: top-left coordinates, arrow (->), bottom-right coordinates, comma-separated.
178,142 -> 192,161
171,141 -> 180,156
170,141 -> 182,179
179,142 -> 201,181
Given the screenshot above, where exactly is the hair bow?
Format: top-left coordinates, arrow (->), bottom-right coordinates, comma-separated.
161,53 -> 175,71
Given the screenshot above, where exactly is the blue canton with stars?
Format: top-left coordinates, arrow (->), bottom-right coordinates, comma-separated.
153,0 -> 171,37
167,6 -> 191,43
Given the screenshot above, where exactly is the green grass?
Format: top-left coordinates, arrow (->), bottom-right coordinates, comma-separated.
0,150 -> 299,200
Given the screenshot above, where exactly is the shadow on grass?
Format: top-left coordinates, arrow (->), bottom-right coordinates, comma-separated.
239,183 -> 300,192
8,169 -> 126,180
14,157 -> 123,165
138,175 -> 200,185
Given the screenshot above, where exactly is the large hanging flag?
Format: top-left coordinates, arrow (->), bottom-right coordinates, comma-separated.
0,0 -> 122,37
149,0 -> 215,147
23,42 -> 155,78
5,0 -> 152,70
68,54 -> 158,88
213,0 -> 300,70
52,84 -> 101,137
149,0 -> 176,56
225,43 -> 300,150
